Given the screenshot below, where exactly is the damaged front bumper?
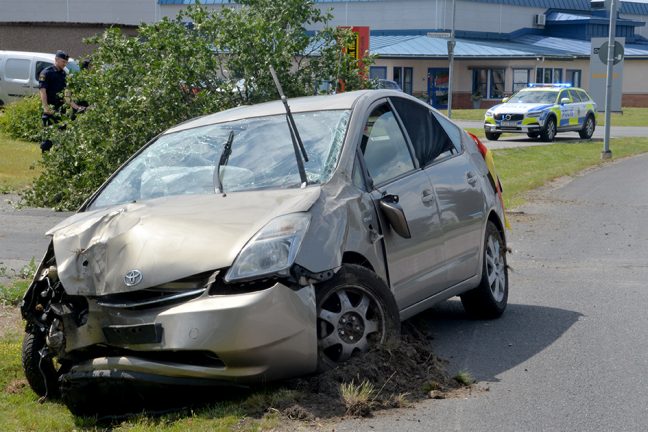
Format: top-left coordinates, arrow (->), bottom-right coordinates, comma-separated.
60,282 -> 317,386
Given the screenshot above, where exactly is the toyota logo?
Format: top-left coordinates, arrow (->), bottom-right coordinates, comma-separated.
124,269 -> 143,286
504,114 -> 512,120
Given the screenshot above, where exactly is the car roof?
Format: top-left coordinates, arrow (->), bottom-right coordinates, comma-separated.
166,90 -> 391,134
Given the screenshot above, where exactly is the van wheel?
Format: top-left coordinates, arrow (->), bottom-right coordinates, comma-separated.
460,221 -> 508,319
316,265 -> 400,371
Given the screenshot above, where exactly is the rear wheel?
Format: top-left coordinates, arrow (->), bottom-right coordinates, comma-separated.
22,330 -> 61,398
579,115 -> 595,139
485,131 -> 501,141
316,265 -> 400,371
461,221 -> 508,319
540,117 -> 557,142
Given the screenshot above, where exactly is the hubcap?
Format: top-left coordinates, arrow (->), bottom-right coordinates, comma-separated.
485,234 -> 506,302
318,287 -> 384,363
586,118 -> 594,135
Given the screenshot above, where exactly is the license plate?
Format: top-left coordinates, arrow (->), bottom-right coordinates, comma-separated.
501,120 -> 517,127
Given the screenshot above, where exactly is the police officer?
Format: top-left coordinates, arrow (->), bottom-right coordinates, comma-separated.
39,50 -> 83,152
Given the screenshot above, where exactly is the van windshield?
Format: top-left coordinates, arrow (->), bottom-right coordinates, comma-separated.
89,109 -> 350,209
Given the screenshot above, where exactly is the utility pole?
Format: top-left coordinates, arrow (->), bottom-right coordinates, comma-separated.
602,0 -> 618,160
447,0 -> 457,118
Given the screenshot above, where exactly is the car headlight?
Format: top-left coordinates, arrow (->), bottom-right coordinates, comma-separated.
485,110 -> 494,117
526,111 -> 543,118
225,213 -> 311,282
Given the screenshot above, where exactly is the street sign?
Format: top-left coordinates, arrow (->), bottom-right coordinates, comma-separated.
596,41 -> 624,65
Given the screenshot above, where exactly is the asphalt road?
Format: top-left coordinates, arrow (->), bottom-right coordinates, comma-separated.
334,152 -> 648,431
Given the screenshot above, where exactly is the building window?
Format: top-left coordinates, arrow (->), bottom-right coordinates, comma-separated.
472,68 -> 505,99
566,69 -> 582,87
393,67 -> 413,94
536,68 -> 563,84
370,66 -> 387,80
513,69 -> 530,92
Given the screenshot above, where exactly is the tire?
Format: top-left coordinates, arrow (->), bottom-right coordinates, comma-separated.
316,264 -> 400,371
540,117 -> 557,142
579,115 -> 595,139
485,131 -> 501,141
527,132 -> 540,139
460,221 -> 508,319
22,330 -> 61,398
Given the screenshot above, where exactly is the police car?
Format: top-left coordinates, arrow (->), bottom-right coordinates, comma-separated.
483,84 -> 597,142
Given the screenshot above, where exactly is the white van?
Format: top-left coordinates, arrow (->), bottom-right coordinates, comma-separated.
0,50 -> 79,106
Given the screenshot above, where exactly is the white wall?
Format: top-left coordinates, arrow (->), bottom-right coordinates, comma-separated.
0,0 -> 158,24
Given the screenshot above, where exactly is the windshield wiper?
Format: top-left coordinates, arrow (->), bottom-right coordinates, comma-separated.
214,130 -> 234,194
269,65 -> 309,188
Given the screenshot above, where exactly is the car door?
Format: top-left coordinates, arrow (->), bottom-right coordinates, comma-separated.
359,100 -> 446,310
568,89 -> 586,127
428,113 -> 487,286
557,89 -> 576,128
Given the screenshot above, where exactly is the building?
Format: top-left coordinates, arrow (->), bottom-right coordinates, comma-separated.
1,0 -> 647,108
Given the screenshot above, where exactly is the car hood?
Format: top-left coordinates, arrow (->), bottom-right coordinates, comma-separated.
48,188 -> 321,296
490,103 -> 553,114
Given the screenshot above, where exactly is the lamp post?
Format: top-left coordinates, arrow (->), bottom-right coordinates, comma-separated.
602,0 -> 618,160
447,0 -> 457,118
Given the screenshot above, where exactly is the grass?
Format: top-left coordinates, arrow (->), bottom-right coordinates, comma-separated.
493,137 -> 648,208
450,107 -> 648,127
0,259 -> 36,306
0,132 -> 41,193
453,371 -> 475,387
340,380 -> 375,415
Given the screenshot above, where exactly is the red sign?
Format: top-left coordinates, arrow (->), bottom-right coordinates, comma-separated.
338,26 -> 370,92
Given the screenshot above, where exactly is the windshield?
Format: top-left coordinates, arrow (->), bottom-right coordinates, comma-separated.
508,90 -> 558,104
89,109 -> 350,209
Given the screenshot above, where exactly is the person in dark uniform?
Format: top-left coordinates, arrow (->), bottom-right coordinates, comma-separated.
39,50 -> 84,152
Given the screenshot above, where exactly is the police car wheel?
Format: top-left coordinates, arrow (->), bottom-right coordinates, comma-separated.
540,117 -> 556,142
485,132 -> 501,141
579,115 -> 595,140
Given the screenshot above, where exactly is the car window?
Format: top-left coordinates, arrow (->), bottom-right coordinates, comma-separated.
559,90 -> 572,103
576,90 -> 591,102
390,97 -> 456,167
432,112 -> 463,155
5,58 -> 30,80
35,61 -> 53,80
360,103 -> 415,186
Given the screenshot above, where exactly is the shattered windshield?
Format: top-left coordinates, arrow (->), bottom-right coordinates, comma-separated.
508,90 -> 559,104
89,110 -> 350,209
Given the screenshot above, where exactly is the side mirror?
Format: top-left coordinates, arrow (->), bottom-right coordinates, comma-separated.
502,97 -> 509,103
560,97 -> 570,105
379,195 -> 411,239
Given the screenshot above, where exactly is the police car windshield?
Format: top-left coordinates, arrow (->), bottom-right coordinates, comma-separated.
509,90 -> 558,104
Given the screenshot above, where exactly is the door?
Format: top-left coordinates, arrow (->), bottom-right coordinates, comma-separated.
359,101 -> 446,309
427,68 -> 449,109
1,57 -> 33,103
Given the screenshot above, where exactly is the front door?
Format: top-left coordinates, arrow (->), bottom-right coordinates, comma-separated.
427,68 -> 449,109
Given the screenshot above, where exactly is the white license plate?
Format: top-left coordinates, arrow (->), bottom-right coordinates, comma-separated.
501,120 -> 517,127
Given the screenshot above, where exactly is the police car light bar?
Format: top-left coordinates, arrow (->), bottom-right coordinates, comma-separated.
527,83 -> 572,88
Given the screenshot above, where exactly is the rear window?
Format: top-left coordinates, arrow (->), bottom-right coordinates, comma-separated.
5,58 -> 30,80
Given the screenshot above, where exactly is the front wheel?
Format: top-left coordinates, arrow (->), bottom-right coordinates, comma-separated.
579,115 -> 595,139
316,264 -> 400,371
22,330 -> 61,398
540,117 -> 557,142
485,131 -> 501,141
460,221 -> 508,319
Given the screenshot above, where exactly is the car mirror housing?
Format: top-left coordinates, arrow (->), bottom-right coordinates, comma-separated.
560,97 -> 570,105
379,195 -> 411,239
502,97 -> 509,103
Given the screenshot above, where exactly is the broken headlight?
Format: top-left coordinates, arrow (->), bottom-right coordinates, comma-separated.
225,213 -> 310,282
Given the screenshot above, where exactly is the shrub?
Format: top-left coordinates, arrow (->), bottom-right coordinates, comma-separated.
0,95 -> 42,142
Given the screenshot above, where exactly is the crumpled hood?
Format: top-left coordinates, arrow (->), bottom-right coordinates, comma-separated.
49,188 -> 321,296
491,103 -> 553,114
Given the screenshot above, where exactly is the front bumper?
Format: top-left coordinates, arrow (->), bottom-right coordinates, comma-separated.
484,118 -> 543,134
60,282 -> 317,385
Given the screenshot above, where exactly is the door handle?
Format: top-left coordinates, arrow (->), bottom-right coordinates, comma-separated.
466,172 -> 478,186
421,189 -> 436,204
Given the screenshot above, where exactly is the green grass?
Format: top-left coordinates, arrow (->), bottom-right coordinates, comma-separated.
493,137 -> 648,208
450,107 -> 648,127
0,132 -> 41,193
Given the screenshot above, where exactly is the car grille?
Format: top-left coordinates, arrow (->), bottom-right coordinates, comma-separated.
495,113 -> 524,121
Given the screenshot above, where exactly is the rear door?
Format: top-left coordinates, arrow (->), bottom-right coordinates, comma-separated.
359,99 -> 446,310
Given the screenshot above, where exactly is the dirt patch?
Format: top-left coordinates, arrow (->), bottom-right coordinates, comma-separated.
0,305 -> 22,340
5,379 -> 27,394
275,321 -> 464,420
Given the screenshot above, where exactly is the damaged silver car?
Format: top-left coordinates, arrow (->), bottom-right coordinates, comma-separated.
21,89 -> 509,412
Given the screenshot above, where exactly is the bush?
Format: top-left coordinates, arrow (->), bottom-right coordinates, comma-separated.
23,1 -> 370,210
0,95 -> 42,142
